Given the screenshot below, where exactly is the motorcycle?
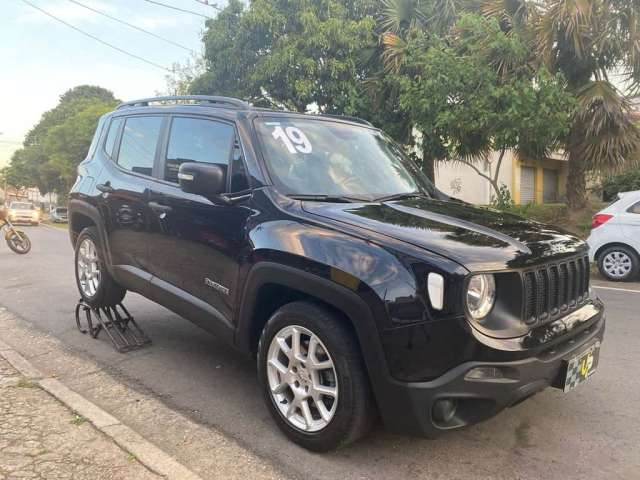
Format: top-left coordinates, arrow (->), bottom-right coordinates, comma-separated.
0,215 -> 31,254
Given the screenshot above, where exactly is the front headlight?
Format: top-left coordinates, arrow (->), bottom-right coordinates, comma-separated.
465,274 -> 496,320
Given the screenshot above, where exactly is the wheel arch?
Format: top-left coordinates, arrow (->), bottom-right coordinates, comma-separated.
236,262 -> 391,393
68,199 -> 114,270
594,242 -> 640,262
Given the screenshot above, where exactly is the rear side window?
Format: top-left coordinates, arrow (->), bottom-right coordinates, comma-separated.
117,116 -> 163,176
164,117 -> 234,184
104,117 -> 124,158
628,201 -> 640,214
87,116 -> 107,159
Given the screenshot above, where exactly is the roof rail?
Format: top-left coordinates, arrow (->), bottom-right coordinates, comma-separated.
116,95 -> 250,110
314,113 -> 373,127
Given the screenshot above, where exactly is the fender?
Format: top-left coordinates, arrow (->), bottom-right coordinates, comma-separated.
68,199 -> 116,275
4,227 -> 25,242
235,261 -> 393,400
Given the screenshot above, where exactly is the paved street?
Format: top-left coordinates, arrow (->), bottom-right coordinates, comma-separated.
1,225 -> 639,480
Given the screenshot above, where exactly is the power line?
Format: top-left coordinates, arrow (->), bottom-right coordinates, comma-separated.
141,0 -> 213,19
64,0 -> 196,54
19,0 -> 173,73
191,0 -> 222,11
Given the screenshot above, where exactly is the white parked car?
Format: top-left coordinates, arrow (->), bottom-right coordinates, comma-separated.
588,190 -> 640,281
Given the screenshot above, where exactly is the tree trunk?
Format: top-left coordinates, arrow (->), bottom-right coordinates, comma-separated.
566,146 -> 589,210
422,146 -> 435,182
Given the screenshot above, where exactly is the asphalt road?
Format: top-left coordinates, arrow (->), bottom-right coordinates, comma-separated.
1,225 -> 639,479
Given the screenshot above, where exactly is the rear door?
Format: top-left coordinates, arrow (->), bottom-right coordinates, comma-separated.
145,115 -> 252,323
620,199 -> 640,244
97,114 -> 165,276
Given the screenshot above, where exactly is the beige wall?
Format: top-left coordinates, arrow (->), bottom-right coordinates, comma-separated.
434,150 -> 515,204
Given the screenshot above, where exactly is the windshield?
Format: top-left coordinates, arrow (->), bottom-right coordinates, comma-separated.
10,202 -> 34,210
56,208 -> 68,214
255,117 -> 435,200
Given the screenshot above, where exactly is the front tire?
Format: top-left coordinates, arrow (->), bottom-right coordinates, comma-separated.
257,301 -> 374,451
597,245 -> 639,282
6,230 -> 31,254
74,227 -> 126,307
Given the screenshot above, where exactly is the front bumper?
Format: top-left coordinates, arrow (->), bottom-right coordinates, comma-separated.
376,308 -> 605,437
10,216 -> 39,224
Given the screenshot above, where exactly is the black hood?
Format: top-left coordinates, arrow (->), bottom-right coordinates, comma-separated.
302,198 -> 586,271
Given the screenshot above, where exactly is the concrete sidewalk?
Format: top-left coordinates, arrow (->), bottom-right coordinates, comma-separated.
0,356 -> 160,480
0,306 -> 287,480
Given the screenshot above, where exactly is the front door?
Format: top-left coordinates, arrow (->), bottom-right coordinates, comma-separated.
146,115 -> 252,324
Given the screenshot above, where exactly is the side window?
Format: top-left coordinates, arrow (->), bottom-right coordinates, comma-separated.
230,139 -> 250,192
117,116 -> 163,176
104,117 -> 124,158
628,201 -> 640,214
87,116 -> 107,159
165,117 -> 234,184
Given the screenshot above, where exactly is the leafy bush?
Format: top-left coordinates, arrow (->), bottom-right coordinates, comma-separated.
601,169 -> 640,201
490,183 -> 514,209
496,202 -> 607,238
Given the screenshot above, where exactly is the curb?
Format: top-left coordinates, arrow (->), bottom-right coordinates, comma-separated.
0,340 -> 203,480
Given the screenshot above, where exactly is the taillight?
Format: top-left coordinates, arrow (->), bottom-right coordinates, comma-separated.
592,214 -> 613,229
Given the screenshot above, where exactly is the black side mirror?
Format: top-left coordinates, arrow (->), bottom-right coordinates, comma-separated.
178,162 -> 226,199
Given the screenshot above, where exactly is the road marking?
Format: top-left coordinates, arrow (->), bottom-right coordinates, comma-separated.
592,285 -> 640,294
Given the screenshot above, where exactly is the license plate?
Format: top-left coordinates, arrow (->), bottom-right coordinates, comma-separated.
563,342 -> 600,392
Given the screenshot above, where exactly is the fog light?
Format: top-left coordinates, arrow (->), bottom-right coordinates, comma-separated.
432,398 -> 457,424
465,367 -> 504,381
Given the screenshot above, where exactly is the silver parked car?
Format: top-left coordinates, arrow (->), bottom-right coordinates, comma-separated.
50,207 -> 68,223
587,190 -> 640,281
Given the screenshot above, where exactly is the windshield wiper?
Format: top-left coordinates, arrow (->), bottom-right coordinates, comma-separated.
288,194 -> 370,203
374,191 -> 427,203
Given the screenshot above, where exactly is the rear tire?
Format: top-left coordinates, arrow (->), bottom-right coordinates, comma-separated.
597,245 -> 639,282
257,301 -> 375,452
74,227 -> 126,307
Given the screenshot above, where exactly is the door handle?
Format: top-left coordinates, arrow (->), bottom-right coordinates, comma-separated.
148,201 -> 172,214
96,182 -> 114,194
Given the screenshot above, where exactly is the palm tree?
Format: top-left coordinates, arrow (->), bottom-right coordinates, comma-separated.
376,0 -> 462,180
485,0 -> 640,209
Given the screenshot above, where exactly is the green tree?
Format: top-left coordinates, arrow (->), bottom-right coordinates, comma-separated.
395,14 -> 574,198
486,0 -> 640,209
375,0 -> 469,179
191,0 -> 378,113
4,85 -> 118,195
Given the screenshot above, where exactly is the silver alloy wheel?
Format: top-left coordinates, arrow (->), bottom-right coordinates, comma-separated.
266,325 -> 338,432
603,251 -> 632,279
77,238 -> 101,297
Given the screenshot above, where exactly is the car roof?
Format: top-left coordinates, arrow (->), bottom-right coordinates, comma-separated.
110,95 -> 374,129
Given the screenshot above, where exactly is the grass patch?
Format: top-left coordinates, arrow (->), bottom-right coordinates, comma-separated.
71,414 -> 87,426
43,220 -> 68,230
496,202 -> 607,238
16,377 -> 37,388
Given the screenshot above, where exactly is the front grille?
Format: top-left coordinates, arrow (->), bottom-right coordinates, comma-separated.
522,255 -> 590,325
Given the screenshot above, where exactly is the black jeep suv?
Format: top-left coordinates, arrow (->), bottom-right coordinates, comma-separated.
69,95 -> 605,451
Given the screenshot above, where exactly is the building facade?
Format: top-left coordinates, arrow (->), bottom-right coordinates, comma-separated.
434,150 -> 568,205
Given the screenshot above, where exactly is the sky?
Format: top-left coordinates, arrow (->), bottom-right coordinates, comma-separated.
0,0 -> 223,167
